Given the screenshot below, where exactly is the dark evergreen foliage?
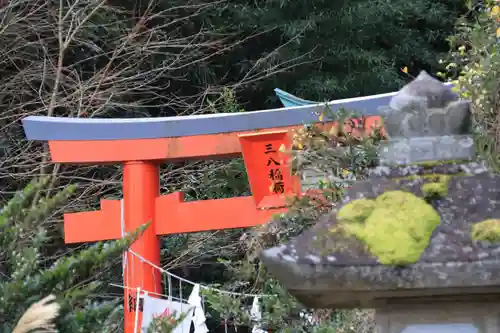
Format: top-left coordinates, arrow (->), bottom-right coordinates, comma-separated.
203,0 -> 467,108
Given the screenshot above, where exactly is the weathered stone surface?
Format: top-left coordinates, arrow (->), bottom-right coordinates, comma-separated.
378,134 -> 475,164
379,71 -> 471,140
390,71 -> 458,111
378,71 -> 473,165
367,160 -> 488,178
260,72 -> 495,309
260,162 -> 500,308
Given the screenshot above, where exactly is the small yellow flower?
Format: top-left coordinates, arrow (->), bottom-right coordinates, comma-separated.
491,5 -> 499,17
401,66 -> 408,73
496,27 -> 500,38
318,112 -> 325,122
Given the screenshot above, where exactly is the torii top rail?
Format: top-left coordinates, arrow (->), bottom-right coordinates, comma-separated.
22,90 -> 397,333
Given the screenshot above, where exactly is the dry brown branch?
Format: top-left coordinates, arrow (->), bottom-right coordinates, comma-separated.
0,0 -> 311,282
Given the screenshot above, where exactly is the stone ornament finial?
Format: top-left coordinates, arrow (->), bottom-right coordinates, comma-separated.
377,71 -> 474,165
389,71 -> 458,111
381,71 -> 472,139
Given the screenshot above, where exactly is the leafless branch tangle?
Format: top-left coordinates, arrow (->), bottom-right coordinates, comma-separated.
0,0 -> 311,285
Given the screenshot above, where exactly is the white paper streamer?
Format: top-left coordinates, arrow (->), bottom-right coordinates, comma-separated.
141,293 -> 193,333
134,287 -> 141,333
250,297 -> 267,333
187,284 -> 209,333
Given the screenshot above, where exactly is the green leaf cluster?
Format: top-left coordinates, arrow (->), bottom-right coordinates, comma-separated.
0,178 -> 143,333
441,0 -> 500,168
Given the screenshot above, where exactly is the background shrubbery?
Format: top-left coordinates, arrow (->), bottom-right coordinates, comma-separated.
447,0 -> 500,168
1,0 -> 497,332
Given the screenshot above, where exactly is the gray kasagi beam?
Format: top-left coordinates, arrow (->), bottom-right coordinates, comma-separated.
22,92 -> 392,141
22,83 -> 452,141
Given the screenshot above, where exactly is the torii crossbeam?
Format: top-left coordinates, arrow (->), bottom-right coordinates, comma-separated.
22,92 -> 391,333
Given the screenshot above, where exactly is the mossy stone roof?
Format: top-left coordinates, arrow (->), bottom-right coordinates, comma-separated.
261,161 -> 500,308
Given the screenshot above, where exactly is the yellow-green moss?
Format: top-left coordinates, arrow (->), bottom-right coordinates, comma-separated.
405,159 -> 468,167
471,219 -> 500,242
335,191 -> 441,265
392,173 -> 462,182
421,175 -> 451,198
336,198 -> 376,223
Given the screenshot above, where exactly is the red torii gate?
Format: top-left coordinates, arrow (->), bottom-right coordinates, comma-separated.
22,96 -> 386,333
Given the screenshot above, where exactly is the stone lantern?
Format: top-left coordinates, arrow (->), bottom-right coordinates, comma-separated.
261,72 -> 500,333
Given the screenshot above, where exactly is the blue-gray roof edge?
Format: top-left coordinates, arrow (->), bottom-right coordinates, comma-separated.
22,84 -> 452,141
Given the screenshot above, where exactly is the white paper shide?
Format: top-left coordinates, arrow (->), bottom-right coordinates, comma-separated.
141,294 -> 193,333
140,285 -> 209,333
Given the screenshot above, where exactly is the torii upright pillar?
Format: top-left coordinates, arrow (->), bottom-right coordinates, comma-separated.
22,93 -> 387,333
122,161 -> 161,310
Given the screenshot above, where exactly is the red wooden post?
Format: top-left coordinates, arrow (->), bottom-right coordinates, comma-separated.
123,161 -> 162,333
